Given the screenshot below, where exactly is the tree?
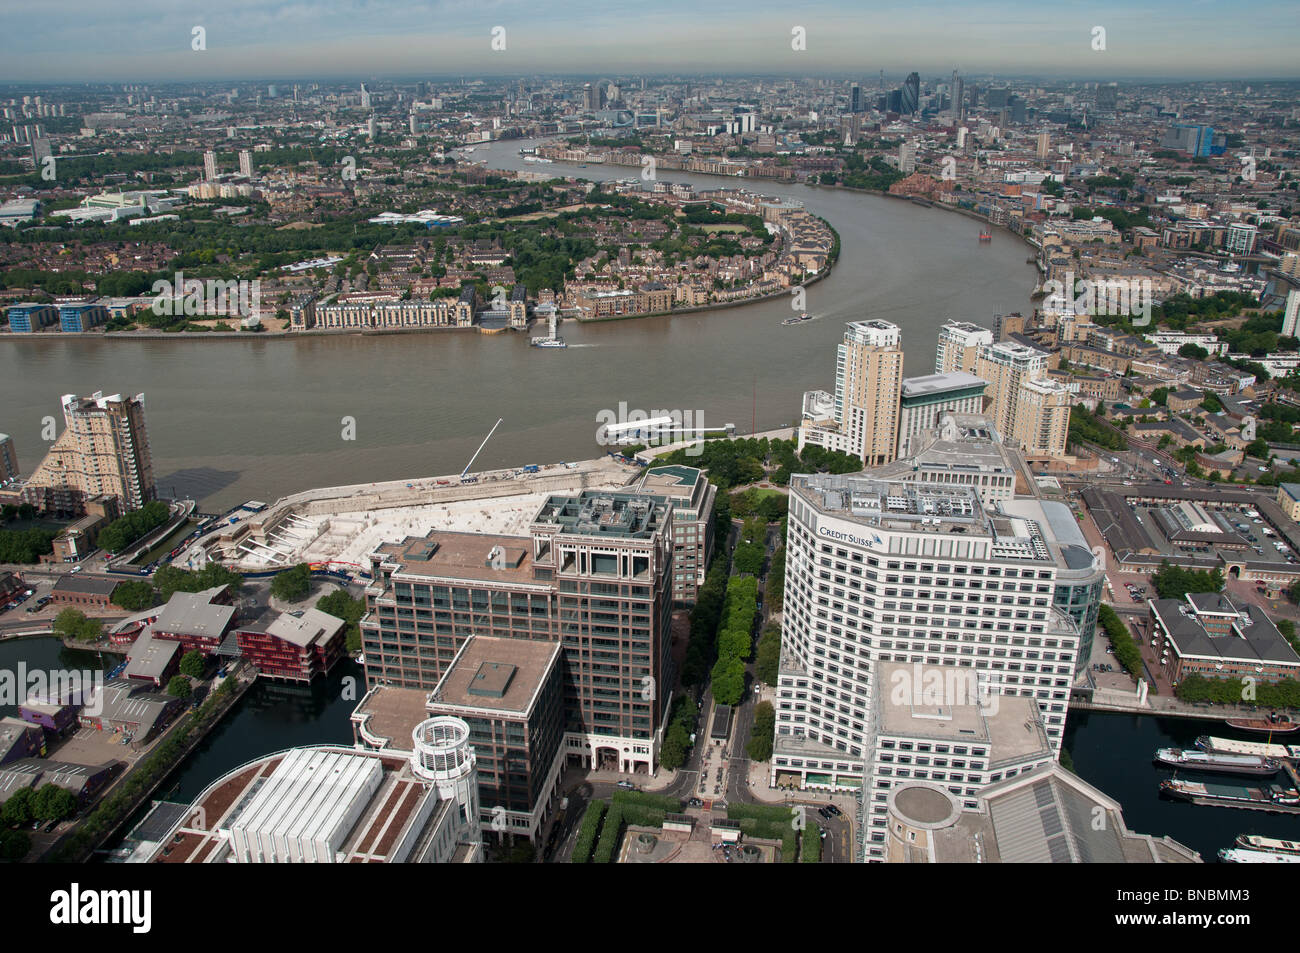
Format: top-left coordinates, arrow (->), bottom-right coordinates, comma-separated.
179,650 -> 205,680
317,589 -> 366,654
747,701 -> 775,762
0,829 -> 30,862
710,657 -> 746,706
167,675 -> 192,699
756,624 -> 782,686
52,608 -> 102,642
111,580 -> 158,612
1,788 -> 33,826
270,563 -> 312,602
30,784 -> 76,822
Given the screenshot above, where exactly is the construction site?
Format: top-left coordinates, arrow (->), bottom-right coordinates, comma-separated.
179,456 -> 641,576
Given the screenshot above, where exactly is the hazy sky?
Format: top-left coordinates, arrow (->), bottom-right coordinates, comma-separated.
2,0 -> 1297,83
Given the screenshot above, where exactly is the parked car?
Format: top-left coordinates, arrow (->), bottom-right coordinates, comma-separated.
616,780 -> 636,790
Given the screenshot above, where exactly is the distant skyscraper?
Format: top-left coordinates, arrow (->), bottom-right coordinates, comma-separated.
582,83 -> 595,111
238,150 -> 253,178
267,84 -> 277,99
368,115 -> 378,139
360,83 -> 371,109
898,140 -> 917,174
1096,83 -> 1118,111
850,83 -> 862,113
1284,291 -> 1300,339
1036,132 -> 1051,160
203,149 -> 217,181
953,71 -> 965,122
31,137 -> 51,166
901,72 -> 920,117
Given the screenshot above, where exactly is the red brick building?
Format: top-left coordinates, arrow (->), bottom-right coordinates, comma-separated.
236,607 -> 346,682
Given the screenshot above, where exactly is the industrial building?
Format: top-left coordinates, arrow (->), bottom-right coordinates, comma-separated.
144,725 -> 482,863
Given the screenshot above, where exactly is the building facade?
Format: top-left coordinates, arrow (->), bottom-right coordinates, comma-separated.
22,392 -> 156,514
769,475 -> 1081,796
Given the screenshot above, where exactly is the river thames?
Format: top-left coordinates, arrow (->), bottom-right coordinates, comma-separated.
12,143 -> 1275,863
0,137 -> 1036,511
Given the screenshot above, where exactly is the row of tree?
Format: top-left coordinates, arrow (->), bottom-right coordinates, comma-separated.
97,500 -> 170,556
710,576 -> 759,707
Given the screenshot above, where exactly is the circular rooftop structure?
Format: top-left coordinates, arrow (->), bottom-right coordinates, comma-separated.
888,782 -> 962,829
410,716 -> 473,779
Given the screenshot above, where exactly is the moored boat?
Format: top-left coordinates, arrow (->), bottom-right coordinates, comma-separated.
1153,747 -> 1280,776
1160,778 -> 1300,810
1219,847 -> 1300,863
1225,712 -> 1299,734
1236,834 -> 1300,854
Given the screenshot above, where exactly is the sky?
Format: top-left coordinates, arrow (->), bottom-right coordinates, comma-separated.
1,0 -> 1297,83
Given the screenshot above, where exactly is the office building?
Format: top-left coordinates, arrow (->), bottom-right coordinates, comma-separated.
1150,593 -> 1300,685
769,475 -> 1082,798
22,392 -> 156,514
883,765 -> 1199,863
875,413 -> 1022,507
425,636 -> 566,841
360,489 -> 676,790
901,72 -> 920,117
1160,123 -> 1223,158
799,320 -> 905,467
896,372 -> 987,447
632,465 -> 716,604
861,660 -> 1056,860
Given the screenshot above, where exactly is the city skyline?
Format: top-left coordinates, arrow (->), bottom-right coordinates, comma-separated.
2,1 -> 1298,83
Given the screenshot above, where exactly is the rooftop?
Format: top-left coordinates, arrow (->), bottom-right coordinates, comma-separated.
900,371 -> 988,402
152,587 -> 235,640
430,635 -> 561,716
532,490 -> 670,539
376,530 -> 536,586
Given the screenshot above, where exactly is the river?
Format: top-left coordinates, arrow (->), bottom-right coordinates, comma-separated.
0,137 -> 1036,511
20,147 -> 1262,863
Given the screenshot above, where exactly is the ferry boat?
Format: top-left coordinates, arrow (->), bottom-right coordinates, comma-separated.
531,337 -> 567,348
1236,834 -> 1300,855
1153,747 -> 1280,776
1219,847 -> 1300,863
1225,712 -> 1299,734
781,312 -> 813,326
978,230 -> 992,242
1160,778 -> 1300,811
